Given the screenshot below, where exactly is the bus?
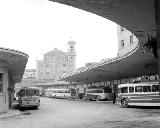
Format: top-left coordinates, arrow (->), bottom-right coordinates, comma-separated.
45,88 -> 53,98
117,81 -> 160,108
47,88 -> 71,99
83,87 -> 112,101
17,87 -> 40,109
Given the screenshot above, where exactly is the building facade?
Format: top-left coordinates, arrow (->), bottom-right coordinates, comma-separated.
36,40 -> 76,80
117,25 -> 139,57
23,69 -> 36,79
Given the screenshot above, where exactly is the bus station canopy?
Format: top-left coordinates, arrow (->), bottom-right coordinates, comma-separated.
61,42 -> 157,84
0,48 -> 28,83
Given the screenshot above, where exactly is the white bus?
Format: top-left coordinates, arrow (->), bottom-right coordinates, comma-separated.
117,81 -> 160,108
83,87 -> 112,101
45,89 -> 53,98
49,88 -> 71,99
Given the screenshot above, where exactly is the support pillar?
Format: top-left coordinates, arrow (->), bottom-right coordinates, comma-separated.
155,0 -> 160,95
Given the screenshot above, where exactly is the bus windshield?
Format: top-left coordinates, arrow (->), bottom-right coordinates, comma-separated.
18,89 -> 40,97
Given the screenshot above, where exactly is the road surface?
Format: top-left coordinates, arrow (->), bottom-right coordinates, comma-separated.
0,97 -> 160,128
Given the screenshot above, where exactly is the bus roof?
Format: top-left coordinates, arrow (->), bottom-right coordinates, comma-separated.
86,87 -> 110,91
46,88 -> 69,90
20,87 -> 40,90
118,81 -> 159,88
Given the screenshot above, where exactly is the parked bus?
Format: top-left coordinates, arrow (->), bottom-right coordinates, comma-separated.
46,88 -> 71,99
83,87 -> 112,101
117,81 -> 160,108
45,88 -> 53,98
17,87 -> 40,109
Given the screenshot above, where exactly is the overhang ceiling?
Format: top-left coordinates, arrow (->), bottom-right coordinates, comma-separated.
50,0 -> 156,37
0,48 -> 29,83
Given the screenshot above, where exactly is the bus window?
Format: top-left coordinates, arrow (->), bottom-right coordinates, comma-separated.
18,90 -> 25,97
152,85 -> 159,92
104,87 -> 112,93
87,89 -> 103,93
121,87 -> 128,93
129,87 -> 134,93
143,86 -> 151,92
135,86 -> 142,92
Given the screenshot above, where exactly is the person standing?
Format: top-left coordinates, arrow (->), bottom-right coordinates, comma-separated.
112,92 -> 116,104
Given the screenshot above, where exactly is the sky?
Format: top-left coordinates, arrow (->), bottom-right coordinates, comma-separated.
0,0 -> 118,69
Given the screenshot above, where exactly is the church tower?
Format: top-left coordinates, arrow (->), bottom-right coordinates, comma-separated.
67,39 -> 76,73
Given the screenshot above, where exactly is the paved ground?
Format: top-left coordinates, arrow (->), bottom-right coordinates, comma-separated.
0,97 -> 160,128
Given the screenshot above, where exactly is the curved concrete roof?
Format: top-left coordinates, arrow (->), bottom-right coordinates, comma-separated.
49,0 -> 157,84
50,0 -> 156,37
0,48 -> 29,83
61,41 -> 157,84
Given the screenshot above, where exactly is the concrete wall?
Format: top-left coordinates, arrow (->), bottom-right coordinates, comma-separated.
0,61 -> 9,113
0,60 -> 15,113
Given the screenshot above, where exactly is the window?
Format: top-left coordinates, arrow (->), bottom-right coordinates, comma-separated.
70,46 -> 73,51
46,72 -> 49,75
130,35 -> 133,44
63,64 -> 66,67
152,85 -> 159,92
121,40 -> 125,48
143,86 -> 151,92
0,73 -> 3,93
135,86 -> 142,92
87,89 -> 103,93
120,27 -> 124,31
129,87 -> 134,93
121,87 -> 128,93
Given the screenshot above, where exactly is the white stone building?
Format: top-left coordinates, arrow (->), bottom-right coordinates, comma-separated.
117,25 -> 139,57
23,69 -> 36,79
36,40 -> 76,80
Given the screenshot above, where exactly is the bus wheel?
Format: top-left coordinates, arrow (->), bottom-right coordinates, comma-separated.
121,99 -> 128,108
96,96 -> 101,101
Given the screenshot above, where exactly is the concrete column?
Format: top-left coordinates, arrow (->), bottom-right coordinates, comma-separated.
155,0 -> 160,94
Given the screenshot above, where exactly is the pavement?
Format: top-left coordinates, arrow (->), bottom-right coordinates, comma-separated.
0,98 -> 112,119
0,100 -> 21,119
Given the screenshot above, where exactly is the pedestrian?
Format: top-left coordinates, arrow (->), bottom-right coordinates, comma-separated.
112,92 -> 116,104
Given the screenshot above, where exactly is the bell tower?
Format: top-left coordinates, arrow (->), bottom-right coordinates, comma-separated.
67,39 -> 76,73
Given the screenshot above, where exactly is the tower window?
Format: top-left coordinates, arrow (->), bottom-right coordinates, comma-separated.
70,46 -> 73,51
120,27 -> 124,31
130,35 -> 133,44
121,40 -> 125,48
